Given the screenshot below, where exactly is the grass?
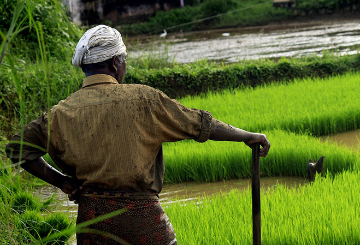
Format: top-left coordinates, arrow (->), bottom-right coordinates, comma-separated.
163,129 -> 359,183
161,72 -> 360,183
178,72 -> 360,136
165,170 -> 360,244
2,1 -> 360,243
0,165 -> 73,244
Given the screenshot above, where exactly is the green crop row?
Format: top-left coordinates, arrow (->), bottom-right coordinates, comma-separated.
163,129 -> 359,183
165,170 -> 360,244
178,72 -> 360,136
4,52 -> 360,129
162,72 -> 360,183
125,53 -> 360,99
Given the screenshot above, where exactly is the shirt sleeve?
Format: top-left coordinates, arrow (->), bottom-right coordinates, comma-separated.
5,112 -> 48,163
152,90 -> 212,143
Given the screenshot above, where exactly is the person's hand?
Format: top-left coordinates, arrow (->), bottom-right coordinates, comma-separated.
244,133 -> 270,157
61,176 -> 83,204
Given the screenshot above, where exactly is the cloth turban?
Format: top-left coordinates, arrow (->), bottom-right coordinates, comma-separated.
72,25 -> 127,67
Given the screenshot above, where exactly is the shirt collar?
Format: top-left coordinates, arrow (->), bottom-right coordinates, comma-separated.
82,74 -> 118,88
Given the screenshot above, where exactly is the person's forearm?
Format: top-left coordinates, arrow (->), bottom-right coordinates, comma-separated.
209,118 -> 271,157
20,157 -> 66,189
209,118 -> 251,142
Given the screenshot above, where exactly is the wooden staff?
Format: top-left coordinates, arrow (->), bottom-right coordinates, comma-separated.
252,143 -> 261,245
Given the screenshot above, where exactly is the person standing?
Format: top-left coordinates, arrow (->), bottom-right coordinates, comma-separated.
6,25 -> 270,244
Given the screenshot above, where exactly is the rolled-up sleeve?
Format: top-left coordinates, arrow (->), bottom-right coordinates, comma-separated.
6,113 -> 48,163
152,90 -> 212,143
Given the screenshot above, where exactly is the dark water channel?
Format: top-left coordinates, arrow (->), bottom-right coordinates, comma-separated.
130,18 -> 360,63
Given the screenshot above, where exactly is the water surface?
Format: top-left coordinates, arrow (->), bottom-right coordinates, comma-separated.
130,18 -> 360,63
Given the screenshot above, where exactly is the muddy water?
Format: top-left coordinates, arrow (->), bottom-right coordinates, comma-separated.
160,176 -> 306,204
321,129 -> 360,150
130,18 -> 360,63
37,176 -> 306,215
37,129 -> 360,210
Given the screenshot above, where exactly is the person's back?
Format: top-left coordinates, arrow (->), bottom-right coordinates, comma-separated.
50,75 -> 211,193
6,25 -> 270,245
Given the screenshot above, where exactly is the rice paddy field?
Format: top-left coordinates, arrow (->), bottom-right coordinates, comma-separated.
160,72 -> 360,244
163,72 -> 360,183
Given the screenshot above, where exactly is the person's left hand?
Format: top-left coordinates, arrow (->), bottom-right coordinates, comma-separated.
61,176 -> 83,204
244,133 -> 270,157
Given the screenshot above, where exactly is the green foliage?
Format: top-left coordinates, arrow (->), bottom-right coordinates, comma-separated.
18,210 -> 73,244
121,0 -> 292,35
120,6 -> 201,34
0,171 -> 71,244
1,57 -> 84,124
0,0 -> 81,61
200,0 -> 238,16
166,171 -> 360,244
12,191 -> 42,213
296,0 -> 359,11
162,72 -> 360,183
125,53 -> 360,99
164,129 -> 360,183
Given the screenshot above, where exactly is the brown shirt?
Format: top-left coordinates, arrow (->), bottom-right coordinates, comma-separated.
6,74 -> 212,193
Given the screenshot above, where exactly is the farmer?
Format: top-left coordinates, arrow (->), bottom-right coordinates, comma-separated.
6,25 -> 270,245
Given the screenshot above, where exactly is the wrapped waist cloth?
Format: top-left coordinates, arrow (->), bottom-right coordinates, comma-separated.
76,194 -> 177,245
81,186 -> 159,199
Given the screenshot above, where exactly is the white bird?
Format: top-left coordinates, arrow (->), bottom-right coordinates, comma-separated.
160,29 -> 167,38
308,156 -> 325,182
222,33 -> 230,37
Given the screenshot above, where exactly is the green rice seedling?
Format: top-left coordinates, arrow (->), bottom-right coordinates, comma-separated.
161,72 -> 360,182
16,210 -> 73,244
163,129 -> 359,183
11,191 -> 42,214
165,170 -> 360,244
178,72 -> 360,137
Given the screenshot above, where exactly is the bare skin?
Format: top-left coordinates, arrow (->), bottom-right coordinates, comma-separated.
209,119 -> 270,157
16,55 -> 270,203
21,157 -> 83,203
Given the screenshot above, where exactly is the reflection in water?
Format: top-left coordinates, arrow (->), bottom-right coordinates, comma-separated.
130,20 -> 360,63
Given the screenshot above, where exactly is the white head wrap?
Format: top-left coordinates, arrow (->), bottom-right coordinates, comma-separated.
72,25 -> 127,67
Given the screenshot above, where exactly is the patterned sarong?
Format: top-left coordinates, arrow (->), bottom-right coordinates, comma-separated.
76,193 -> 177,245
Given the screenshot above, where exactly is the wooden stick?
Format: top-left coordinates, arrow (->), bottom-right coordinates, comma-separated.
252,143 -> 261,245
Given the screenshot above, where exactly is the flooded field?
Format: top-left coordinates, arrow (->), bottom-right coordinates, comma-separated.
321,129 -> 360,150
130,18 -> 360,63
36,176 -> 306,214
36,128 -> 360,213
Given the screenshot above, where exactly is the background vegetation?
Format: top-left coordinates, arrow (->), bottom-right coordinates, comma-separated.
1,0 -> 360,243
119,0 -> 359,36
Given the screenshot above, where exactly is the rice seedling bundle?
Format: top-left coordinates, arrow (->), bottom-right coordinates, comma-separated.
165,171 -> 360,244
